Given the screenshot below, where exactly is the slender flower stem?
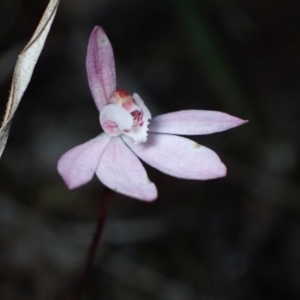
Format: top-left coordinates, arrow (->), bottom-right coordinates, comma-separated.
74,187 -> 114,300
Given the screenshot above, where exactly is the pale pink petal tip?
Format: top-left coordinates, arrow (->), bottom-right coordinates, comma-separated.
86,26 -> 116,111
96,137 -> 158,202
236,118 -> 249,126
149,110 -> 248,135
124,134 -> 228,181
211,159 -> 227,179
57,134 -> 111,189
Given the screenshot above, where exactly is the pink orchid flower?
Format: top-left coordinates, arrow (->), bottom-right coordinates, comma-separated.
57,26 -> 247,202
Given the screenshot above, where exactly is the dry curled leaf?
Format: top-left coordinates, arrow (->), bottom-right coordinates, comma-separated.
0,0 -> 60,158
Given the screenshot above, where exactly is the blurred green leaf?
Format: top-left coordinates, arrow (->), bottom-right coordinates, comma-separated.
169,0 -> 261,143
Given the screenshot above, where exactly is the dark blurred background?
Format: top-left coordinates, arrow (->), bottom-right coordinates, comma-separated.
1,0 -> 300,299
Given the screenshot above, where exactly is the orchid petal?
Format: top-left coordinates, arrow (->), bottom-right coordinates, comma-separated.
149,110 -> 247,135
96,137 -> 157,201
57,133 -> 111,189
86,26 -> 116,111
123,133 -> 226,180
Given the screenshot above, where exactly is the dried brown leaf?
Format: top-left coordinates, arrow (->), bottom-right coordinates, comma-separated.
0,0 -> 60,157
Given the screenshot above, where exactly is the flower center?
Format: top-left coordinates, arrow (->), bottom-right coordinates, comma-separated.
99,89 -> 151,144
